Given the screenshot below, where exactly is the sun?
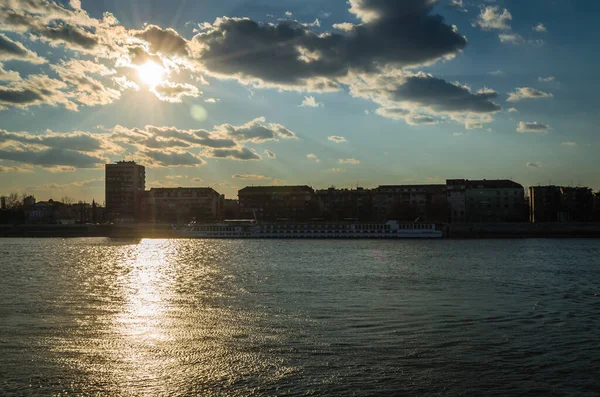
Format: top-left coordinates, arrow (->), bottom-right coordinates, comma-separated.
137,62 -> 166,87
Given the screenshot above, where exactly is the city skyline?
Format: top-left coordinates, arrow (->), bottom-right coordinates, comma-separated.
1,0 -> 599,202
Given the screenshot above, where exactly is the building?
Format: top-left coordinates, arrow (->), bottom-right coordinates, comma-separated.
372,184 -> 448,222
238,186 -> 317,221
447,179 -> 467,223
105,161 -> 146,222
464,180 -> 525,223
224,199 -> 240,219
25,200 -> 62,224
594,191 -> 600,221
142,187 -> 224,224
316,187 -> 372,221
530,186 -> 594,222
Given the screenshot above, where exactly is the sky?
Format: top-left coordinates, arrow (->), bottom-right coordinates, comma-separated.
0,0 -> 599,202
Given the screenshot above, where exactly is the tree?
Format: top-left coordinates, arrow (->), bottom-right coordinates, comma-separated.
61,196 -> 74,205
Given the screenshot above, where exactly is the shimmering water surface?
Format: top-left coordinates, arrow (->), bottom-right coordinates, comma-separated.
1,238 -> 599,396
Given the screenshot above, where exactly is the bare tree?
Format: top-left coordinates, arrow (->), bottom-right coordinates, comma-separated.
61,196 -> 74,205
6,193 -> 22,209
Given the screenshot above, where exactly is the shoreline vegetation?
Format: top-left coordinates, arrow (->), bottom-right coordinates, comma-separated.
1,223 -> 600,239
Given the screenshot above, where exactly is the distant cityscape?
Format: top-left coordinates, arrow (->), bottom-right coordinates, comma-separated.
1,160 -> 600,225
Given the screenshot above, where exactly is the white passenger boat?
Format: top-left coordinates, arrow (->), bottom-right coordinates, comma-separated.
177,220 -> 443,239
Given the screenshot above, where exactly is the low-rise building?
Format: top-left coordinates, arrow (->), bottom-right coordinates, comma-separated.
142,187 -> 224,224
316,187 -> 373,221
464,180 -> 525,223
372,184 -> 448,222
238,186 -> 318,221
530,186 -> 595,222
25,200 -> 62,224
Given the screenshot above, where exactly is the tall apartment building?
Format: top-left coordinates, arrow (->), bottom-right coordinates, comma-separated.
142,187 -> 224,224
105,161 -> 146,222
529,186 -> 594,222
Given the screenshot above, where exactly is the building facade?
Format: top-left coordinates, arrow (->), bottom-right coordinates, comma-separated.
105,161 -> 146,222
530,186 -> 595,222
238,186 -> 317,221
447,179 -> 467,223
372,185 -> 448,222
464,180 -> 525,223
316,187 -> 373,221
142,187 -> 224,224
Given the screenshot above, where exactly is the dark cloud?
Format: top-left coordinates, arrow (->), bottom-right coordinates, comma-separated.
134,25 -> 188,57
0,148 -> 104,168
211,147 -> 261,161
191,0 -> 466,88
38,23 -> 98,49
0,130 -> 104,152
387,75 -> 501,114
0,74 -> 77,110
0,33 -> 45,63
141,149 -> 205,166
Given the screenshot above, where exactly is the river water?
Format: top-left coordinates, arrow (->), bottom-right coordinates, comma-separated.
0,238 -> 599,396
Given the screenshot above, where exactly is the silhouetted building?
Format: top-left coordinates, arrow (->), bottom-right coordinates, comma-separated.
464,180 -> 525,223
0,196 -> 5,210
238,186 -> 317,221
529,186 -> 594,222
447,179 -> 467,223
25,200 -> 62,224
372,184 -> 448,222
23,195 -> 36,207
142,187 -> 224,224
224,199 -> 240,219
316,187 -> 373,221
594,192 -> 600,221
105,161 -> 145,222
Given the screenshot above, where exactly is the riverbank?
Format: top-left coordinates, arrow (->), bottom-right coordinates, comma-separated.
2,223 -> 600,238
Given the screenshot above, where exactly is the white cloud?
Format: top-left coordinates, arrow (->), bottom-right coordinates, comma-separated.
488,70 -> 504,76
533,23 -> 547,33
300,96 -> 323,107
232,174 -> 271,180
339,158 -> 360,165
508,107 -> 518,113
561,141 -> 577,147
508,87 -> 553,102
307,153 -> 320,163
526,162 -> 541,168
473,6 -> 512,31
328,136 -> 347,143
538,76 -> 556,82
330,168 -> 344,173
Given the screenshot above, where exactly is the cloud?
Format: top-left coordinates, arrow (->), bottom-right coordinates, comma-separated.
533,23 -> 547,33
473,6 -> 512,31
328,136 -> 347,143
50,59 -> 121,107
215,117 -> 296,142
0,147 -> 105,168
561,141 -> 577,147
448,0 -> 467,12
152,82 -> 201,103
0,130 -> 108,152
232,174 -> 271,180
0,63 -> 20,81
517,121 -> 550,133
285,11 -> 293,17
507,87 -> 553,102
0,74 -> 77,110
508,107 -> 518,113
339,158 -> 360,165
204,97 -> 218,103
307,153 -> 320,162
300,96 -> 322,107
133,25 -> 189,57
191,177 -> 203,182
330,168 -> 344,173
526,162 -> 541,168
351,71 -> 501,127
190,0 -> 467,90
264,149 -> 276,158
0,164 -> 33,173
211,147 -> 261,161
538,76 -> 556,82
498,33 -> 525,45
488,70 -> 504,76
0,33 -> 46,63
141,149 -> 205,167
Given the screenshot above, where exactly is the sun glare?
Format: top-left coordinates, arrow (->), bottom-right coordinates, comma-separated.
137,62 -> 166,87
